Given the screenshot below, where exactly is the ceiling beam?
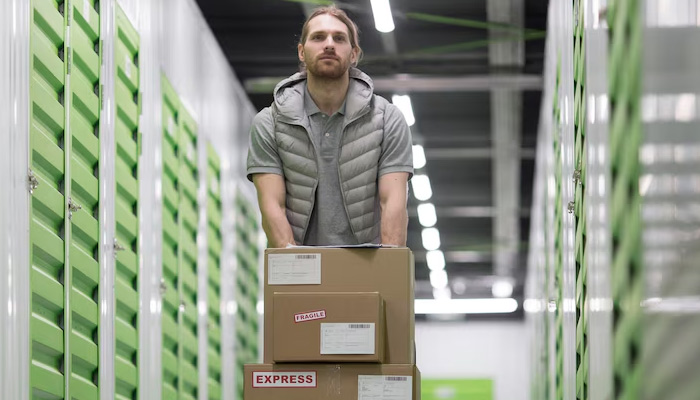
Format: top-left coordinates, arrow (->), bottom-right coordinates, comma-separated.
488,0 -> 524,280
245,74 -> 542,93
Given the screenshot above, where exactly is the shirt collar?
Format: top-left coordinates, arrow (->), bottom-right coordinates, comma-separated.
304,82 -> 346,117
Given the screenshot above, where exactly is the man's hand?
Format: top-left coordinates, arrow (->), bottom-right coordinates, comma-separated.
252,174 -> 296,248
378,172 -> 409,246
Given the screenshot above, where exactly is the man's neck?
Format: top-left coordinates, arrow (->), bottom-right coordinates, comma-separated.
306,72 -> 350,116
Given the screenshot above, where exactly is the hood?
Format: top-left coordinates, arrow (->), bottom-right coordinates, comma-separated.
272,67 -> 374,124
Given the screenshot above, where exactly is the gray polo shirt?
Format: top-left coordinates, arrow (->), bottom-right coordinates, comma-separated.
303,85 -> 355,245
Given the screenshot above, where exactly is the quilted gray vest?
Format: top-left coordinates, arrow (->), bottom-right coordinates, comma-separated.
271,68 -> 388,244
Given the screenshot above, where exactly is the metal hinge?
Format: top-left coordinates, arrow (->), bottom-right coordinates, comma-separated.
573,169 -> 582,185
567,201 -> 575,214
159,278 -> 167,296
179,301 -> 186,313
68,197 -> 82,219
113,238 -> 125,258
28,169 -> 39,194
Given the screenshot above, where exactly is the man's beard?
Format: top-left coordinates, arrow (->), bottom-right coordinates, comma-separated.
306,56 -> 350,79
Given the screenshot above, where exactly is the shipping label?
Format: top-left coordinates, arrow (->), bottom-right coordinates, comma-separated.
268,254 -> 321,285
357,375 -> 412,400
252,371 -> 317,388
320,323 -> 375,354
294,309 -> 326,323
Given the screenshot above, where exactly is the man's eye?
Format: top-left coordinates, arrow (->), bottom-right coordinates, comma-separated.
334,36 -> 346,42
311,35 -> 324,40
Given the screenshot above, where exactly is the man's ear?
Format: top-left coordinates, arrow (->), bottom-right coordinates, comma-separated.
298,43 -> 305,63
350,47 -> 359,65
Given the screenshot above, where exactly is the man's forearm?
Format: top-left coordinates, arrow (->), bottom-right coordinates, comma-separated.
261,207 -> 295,248
380,204 -> 407,246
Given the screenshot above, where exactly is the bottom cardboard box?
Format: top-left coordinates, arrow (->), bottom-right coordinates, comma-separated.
244,363 -> 420,400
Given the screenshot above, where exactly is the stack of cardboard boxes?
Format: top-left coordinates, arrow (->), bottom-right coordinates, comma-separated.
244,247 -> 421,400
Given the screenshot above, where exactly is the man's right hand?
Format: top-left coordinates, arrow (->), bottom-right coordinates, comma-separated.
252,173 -> 296,248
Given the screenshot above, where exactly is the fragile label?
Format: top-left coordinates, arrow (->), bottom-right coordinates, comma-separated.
124,53 -> 132,79
320,323 -> 375,354
268,254 -> 321,285
295,309 -> 326,323
252,371 -> 317,388
357,375 -> 412,400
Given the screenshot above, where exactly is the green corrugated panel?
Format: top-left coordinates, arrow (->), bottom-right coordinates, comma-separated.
161,75 -> 181,400
552,54 -> 565,400
607,1 -> 642,399
573,1 -> 589,399
114,5 -> 140,399
234,193 -> 260,400
68,1 -> 101,398
177,105 -> 199,400
29,0 -> 67,397
207,144 -> 223,399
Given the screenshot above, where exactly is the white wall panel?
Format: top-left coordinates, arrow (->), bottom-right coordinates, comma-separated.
416,322 -> 530,400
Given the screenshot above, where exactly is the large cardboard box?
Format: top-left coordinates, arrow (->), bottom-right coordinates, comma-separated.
264,248 -> 415,364
273,292 -> 385,362
244,363 -> 421,400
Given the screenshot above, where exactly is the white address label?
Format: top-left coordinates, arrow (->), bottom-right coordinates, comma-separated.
320,323 -> 375,354
268,254 -> 321,285
357,375 -> 412,400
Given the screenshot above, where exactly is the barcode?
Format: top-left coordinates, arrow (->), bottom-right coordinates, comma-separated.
348,324 -> 371,329
295,254 -> 318,259
385,377 -> 408,381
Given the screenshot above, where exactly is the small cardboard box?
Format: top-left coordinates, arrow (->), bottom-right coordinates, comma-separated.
272,292 -> 385,362
263,247 -> 415,364
244,363 -> 421,400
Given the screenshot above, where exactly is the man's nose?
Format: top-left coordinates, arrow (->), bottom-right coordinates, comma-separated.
324,37 -> 335,50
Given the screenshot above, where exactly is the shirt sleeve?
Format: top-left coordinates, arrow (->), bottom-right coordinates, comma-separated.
246,107 -> 283,182
379,102 -> 414,179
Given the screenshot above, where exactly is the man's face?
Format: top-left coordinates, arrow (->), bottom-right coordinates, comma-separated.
298,14 -> 357,79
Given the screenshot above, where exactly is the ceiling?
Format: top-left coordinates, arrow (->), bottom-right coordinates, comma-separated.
194,0 -> 549,320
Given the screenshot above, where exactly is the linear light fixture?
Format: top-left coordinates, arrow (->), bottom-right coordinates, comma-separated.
426,250 -> 445,271
370,0 -> 395,32
491,279 -> 514,298
415,298 -> 519,314
421,227 -> 441,251
392,94 -> 415,126
429,270 -> 448,289
412,144 -> 426,169
417,203 -> 437,227
411,174 -> 432,201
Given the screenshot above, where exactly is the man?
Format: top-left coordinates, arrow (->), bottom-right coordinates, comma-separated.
246,6 -> 413,247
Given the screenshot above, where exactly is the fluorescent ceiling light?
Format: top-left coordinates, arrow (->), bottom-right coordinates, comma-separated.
523,299 -> 543,313
415,298 -> 519,314
491,279 -> 514,298
417,203 -> 437,227
412,145 -> 426,169
432,287 -> 452,300
411,175 -> 432,201
429,270 -> 448,289
421,227 -> 441,251
392,94 -> 415,126
370,0 -> 395,33
426,250 -> 445,271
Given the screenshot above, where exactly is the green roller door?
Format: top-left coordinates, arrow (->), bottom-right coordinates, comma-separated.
234,194 -> 260,400
161,76 -> 181,400
607,1 -> 642,399
178,108 -> 199,400
206,145 -> 223,400
29,0 -> 67,397
161,75 -> 201,400
29,0 -> 102,398
573,1 -> 589,399
114,5 -> 141,400
552,57 -> 565,400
